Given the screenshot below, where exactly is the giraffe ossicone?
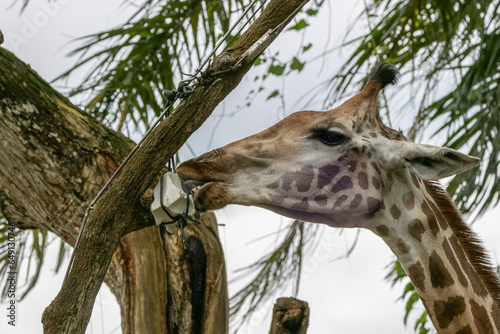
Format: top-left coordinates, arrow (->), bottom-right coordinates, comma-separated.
177,63 -> 500,333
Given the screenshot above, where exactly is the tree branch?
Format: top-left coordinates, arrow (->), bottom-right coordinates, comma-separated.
40,0 -> 309,332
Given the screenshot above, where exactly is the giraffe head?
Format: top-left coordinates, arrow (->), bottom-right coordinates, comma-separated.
177,63 -> 479,228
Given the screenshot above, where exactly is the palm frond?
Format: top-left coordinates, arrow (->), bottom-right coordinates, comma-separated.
229,220 -> 320,329
0,215 -> 62,300
56,0 -> 259,135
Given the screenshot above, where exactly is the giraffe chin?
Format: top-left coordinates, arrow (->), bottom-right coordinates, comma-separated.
193,182 -> 232,211
257,204 -> 358,227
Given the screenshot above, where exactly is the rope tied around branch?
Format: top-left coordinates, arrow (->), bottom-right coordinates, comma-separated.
163,81 -> 195,104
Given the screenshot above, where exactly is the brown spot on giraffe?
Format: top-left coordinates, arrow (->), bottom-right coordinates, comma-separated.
422,201 -> 439,236
410,172 -> 420,189
470,299 -> 494,334
408,219 -> 425,242
492,302 -> 500,332
349,194 -> 363,209
346,160 -> 357,172
291,197 -> 309,211
337,154 -> 348,162
317,164 -> 340,189
375,225 -> 389,237
449,236 -> 489,298
314,194 -> 328,207
390,204 -> 401,219
279,166 -> 314,192
456,325 -> 474,334
370,161 -> 381,175
433,296 -> 466,329
442,239 -> 469,288
367,197 -> 381,214
428,198 -> 449,230
402,191 -> 415,210
429,251 -> 455,289
334,194 -> 348,207
396,239 -> 410,254
332,175 -> 353,193
463,262 -> 489,298
372,176 -> 380,189
358,171 -> 369,190
408,261 -> 426,292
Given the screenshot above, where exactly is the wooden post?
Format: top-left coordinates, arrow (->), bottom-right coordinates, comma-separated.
269,297 -> 310,334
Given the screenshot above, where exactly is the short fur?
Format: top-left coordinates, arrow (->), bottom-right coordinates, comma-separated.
424,180 -> 500,308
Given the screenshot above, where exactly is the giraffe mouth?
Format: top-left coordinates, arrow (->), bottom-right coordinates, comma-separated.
180,177 -> 231,211
182,178 -> 208,196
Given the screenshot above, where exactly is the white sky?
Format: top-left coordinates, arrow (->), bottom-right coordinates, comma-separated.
1,0 -> 499,334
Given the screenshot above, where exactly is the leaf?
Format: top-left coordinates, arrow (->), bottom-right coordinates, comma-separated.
302,43 -> 312,52
268,63 -> 286,76
288,19 -> 309,31
415,312 -> 430,334
254,56 -> 264,66
290,57 -> 305,72
306,9 -> 318,16
266,89 -> 280,100
230,221 -> 321,329
404,292 -> 420,325
55,0 -> 265,133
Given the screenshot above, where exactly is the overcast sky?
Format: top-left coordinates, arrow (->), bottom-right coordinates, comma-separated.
1,1 -> 499,334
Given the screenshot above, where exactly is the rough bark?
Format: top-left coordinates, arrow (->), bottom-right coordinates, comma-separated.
163,213 -> 228,334
269,298 -> 310,334
0,45 -> 227,333
35,0 -> 308,333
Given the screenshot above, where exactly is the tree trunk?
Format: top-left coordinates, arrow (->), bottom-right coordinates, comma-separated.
0,0 -> 308,332
0,46 -> 228,333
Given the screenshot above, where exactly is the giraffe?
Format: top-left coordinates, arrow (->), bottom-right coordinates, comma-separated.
176,63 -> 500,333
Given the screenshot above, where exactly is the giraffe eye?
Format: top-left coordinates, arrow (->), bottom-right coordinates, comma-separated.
316,131 -> 346,146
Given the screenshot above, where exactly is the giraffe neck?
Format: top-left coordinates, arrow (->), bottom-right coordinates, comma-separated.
371,172 -> 500,333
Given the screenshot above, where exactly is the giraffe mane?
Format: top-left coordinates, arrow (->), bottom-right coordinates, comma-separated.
424,180 -> 500,308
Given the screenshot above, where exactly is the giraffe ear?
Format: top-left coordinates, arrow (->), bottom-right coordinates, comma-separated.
401,143 -> 480,180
